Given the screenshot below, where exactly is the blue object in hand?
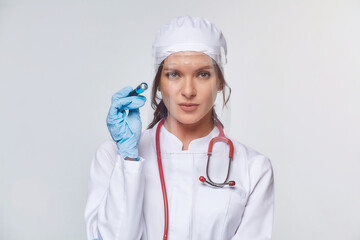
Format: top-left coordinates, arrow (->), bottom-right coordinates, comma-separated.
106,86 -> 146,160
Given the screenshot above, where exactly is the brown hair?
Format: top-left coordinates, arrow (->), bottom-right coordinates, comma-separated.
147,59 -> 231,129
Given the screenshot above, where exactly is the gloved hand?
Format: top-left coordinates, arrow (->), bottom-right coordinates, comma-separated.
106,86 -> 146,160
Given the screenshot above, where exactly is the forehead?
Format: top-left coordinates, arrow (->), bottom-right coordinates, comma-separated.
163,51 -> 214,67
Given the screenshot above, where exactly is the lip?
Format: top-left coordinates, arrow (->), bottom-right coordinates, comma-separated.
179,103 -> 199,112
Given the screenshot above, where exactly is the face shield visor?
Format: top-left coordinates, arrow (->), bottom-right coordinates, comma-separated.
150,16 -> 231,135
150,49 -> 231,136
152,43 -> 227,76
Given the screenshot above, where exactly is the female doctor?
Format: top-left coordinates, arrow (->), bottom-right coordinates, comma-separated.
84,16 -> 274,240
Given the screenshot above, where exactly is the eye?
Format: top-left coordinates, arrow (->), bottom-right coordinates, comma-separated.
165,71 -> 180,79
198,71 -> 211,78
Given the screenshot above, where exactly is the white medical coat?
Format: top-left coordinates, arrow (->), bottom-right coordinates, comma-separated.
84,121 -> 274,240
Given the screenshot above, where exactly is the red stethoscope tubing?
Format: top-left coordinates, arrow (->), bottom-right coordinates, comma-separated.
155,118 -> 235,240
155,118 -> 168,240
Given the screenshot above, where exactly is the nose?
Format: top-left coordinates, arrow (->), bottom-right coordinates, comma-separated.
181,78 -> 196,98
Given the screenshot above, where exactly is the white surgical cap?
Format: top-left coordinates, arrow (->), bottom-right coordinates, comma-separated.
152,16 -> 227,73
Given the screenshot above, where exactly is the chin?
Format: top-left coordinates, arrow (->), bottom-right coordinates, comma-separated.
172,114 -> 208,126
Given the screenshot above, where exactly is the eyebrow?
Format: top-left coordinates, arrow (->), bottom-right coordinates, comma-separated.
163,65 -> 214,71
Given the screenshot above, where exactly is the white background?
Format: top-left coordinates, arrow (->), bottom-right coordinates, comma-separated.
1,0 -> 359,239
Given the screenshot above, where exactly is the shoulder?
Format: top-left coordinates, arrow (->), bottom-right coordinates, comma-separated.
92,140 -> 118,173
139,127 -> 155,145
139,123 -> 159,146
140,126 -> 154,141
229,139 -> 274,193
231,138 -> 273,175
95,139 -> 117,158
138,125 -> 157,157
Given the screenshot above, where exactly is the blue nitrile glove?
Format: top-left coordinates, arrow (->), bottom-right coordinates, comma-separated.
106,86 -> 146,160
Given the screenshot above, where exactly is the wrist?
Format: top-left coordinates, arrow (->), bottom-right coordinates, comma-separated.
118,146 -> 139,160
124,157 -> 140,161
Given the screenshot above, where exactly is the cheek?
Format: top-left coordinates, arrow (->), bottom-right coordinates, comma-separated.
207,92 -> 217,107
159,85 -> 173,109
160,82 -> 178,101
206,83 -> 219,103
160,90 -> 169,106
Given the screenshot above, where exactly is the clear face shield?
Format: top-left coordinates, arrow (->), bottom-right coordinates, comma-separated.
159,51 -> 225,133
153,45 -> 231,129
151,46 -> 231,135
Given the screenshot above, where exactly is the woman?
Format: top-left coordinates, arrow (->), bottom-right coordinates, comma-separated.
85,16 -> 274,240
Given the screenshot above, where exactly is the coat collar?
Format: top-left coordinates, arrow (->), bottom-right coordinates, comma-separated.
150,120 -> 220,153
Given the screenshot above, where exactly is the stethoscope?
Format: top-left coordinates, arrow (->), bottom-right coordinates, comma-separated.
155,118 -> 235,240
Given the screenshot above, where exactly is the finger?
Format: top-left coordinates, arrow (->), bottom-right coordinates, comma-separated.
127,108 -> 142,132
107,106 -> 126,123
111,86 -> 133,102
107,95 -> 146,117
127,108 -> 140,120
127,95 -> 146,109
127,108 -> 142,124
112,95 -> 146,111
